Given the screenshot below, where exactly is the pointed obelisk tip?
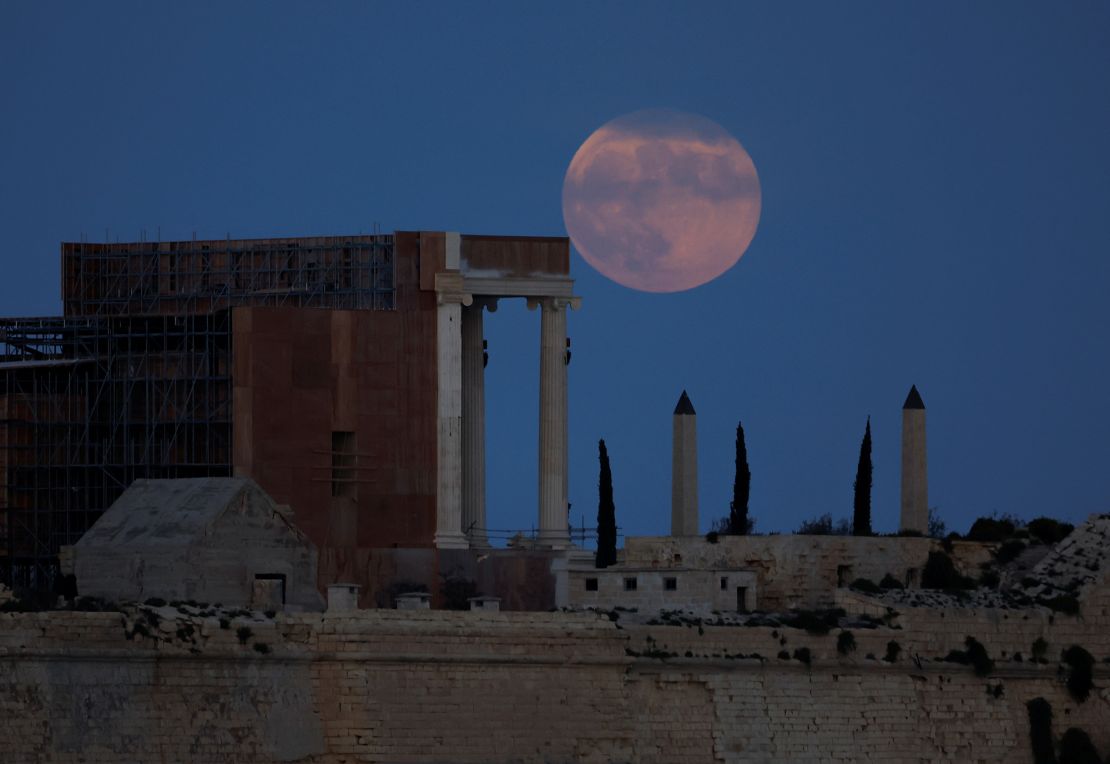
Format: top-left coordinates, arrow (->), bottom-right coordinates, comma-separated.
903,385 -> 925,410
674,390 -> 696,416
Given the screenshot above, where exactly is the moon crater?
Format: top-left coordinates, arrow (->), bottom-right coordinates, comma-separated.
562,109 -> 761,293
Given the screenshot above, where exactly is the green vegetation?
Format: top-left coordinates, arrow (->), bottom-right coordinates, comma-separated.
143,597 -> 166,607
1032,638 -> 1049,664
1041,595 -> 1080,616
1027,517 -> 1075,546
836,631 -> 856,656
253,643 -> 271,655
1058,728 -> 1100,764
792,647 -> 811,666
852,418 -> 872,536
595,439 -> 617,568
849,578 -> 881,595
1025,697 -> 1055,764
879,573 -> 904,590
921,551 -> 975,591
236,626 -> 253,645
1062,645 -> 1095,703
883,640 -> 901,663
966,515 -> 1018,542
728,421 -> 751,535
965,637 -> 994,677
795,514 -> 851,536
782,608 -> 845,636
996,540 -> 1026,564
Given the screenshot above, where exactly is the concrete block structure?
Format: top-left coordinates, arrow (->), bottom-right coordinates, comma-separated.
69,477 -> 324,610
0,232 -> 579,604
900,384 -> 928,534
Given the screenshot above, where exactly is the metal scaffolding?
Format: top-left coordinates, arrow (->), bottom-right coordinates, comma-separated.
1,234 -> 396,588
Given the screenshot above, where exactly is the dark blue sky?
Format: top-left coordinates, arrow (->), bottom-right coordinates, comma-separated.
3,3 -> 1109,540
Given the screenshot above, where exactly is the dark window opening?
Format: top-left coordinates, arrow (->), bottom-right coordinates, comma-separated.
332,431 -> 357,499
623,577 -> 637,592
585,578 -> 598,592
720,576 -> 728,591
664,577 -> 677,591
255,573 -> 287,604
736,586 -> 749,613
837,565 -> 853,587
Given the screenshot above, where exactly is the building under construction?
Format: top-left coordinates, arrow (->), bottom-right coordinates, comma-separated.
0,231 -> 579,607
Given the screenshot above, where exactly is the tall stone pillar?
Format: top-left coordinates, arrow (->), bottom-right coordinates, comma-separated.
461,299 -> 493,548
433,233 -> 470,550
533,297 -> 570,548
900,385 -> 928,534
671,390 -> 699,536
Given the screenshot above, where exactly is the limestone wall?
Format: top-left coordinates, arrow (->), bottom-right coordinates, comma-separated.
1,607 -> 1108,762
622,535 -> 994,610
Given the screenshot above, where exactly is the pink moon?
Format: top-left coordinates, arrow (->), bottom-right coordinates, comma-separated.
562,109 -> 762,293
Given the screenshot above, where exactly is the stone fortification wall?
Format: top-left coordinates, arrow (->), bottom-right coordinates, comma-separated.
622,535 -> 993,610
0,606 -> 1108,762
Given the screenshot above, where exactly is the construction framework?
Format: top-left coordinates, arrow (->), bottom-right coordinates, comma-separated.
1,235 -> 396,588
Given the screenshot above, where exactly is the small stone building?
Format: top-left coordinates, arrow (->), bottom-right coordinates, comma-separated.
69,478 -> 324,611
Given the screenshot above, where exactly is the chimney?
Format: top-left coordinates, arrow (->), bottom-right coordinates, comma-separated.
900,385 -> 928,534
671,390 -> 699,536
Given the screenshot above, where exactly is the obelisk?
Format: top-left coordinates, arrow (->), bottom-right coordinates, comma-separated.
671,390 -> 699,536
900,385 -> 928,534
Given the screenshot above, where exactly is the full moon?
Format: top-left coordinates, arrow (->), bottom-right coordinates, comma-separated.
562,109 -> 761,293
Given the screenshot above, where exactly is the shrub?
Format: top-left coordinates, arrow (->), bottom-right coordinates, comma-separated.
792,647 -> 811,666
783,609 -> 844,636
218,618 -> 230,630
884,641 -> 901,663
1027,517 -> 1075,546
1025,698 -> 1055,764
879,573 -> 904,590
837,631 -> 856,656
1041,595 -> 1079,616
263,610 -> 277,619
705,531 -> 719,544
1032,638 -> 1049,664
967,515 -> 1017,542
440,575 -> 479,611
144,597 -> 167,607
921,551 -> 975,591
236,626 -> 253,645
777,650 -> 790,660
850,578 -> 882,595
1062,645 -> 1095,703
996,540 -> 1026,564
253,643 -> 271,655
979,570 -> 1000,588
1058,728 -> 1100,764
965,636 -> 994,677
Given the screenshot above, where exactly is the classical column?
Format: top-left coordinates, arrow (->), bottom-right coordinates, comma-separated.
461,299 -> 494,548
433,237 -> 470,550
531,297 -> 571,548
671,390 -> 699,536
900,385 -> 928,534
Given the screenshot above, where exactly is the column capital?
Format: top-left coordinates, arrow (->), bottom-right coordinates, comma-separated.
435,272 -> 473,306
471,296 -> 500,313
526,295 -> 582,312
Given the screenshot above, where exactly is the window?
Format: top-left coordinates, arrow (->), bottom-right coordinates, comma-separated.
664,577 -> 677,591
623,577 -> 637,591
585,578 -> 598,592
332,431 -> 357,498
720,576 -> 729,591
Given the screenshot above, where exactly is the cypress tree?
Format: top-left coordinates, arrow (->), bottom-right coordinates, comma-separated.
853,417 -> 872,536
729,421 -> 751,535
595,439 -> 617,568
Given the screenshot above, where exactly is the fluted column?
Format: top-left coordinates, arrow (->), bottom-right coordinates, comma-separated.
531,297 -> 570,547
461,299 -> 494,548
433,238 -> 471,550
